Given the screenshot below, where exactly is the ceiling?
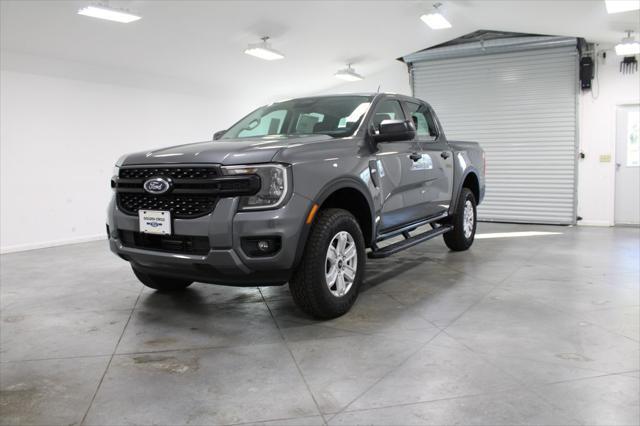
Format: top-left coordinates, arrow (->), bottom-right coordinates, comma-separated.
1,0 -> 639,102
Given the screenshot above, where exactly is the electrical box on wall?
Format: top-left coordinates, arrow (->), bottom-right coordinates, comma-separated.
580,56 -> 595,90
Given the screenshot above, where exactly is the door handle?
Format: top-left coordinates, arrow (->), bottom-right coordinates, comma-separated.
440,151 -> 451,159
409,152 -> 422,162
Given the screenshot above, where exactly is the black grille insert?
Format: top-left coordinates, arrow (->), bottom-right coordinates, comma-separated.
119,230 -> 210,255
118,193 -> 218,218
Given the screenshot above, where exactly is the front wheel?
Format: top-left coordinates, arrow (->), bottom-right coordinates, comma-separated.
443,188 -> 477,251
289,208 -> 366,319
132,267 -> 193,292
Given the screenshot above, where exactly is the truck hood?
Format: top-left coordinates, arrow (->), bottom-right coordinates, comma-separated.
121,134 -> 334,166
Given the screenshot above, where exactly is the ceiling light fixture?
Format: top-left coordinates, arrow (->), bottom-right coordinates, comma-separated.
244,37 -> 285,61
77,4 -> 141,23
335,64 -> 364,82
420,2 -> 451,30
615,31 -> 640,56
605,0 -> 640,14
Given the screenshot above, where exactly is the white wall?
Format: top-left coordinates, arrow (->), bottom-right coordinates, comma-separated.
577,52 -> 640,226
0,70 -> 247,253
0,59 -> 409,253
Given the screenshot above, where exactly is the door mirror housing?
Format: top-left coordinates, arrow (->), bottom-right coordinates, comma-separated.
372,120 -> 416,143
213,130 -> 226,140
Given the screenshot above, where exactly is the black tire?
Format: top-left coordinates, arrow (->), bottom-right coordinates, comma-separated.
132,267 -> 193,292
443,188 -> 477,251
289,208 -> 366,319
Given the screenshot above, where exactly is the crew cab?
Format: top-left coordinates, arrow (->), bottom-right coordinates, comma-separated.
107,93 -> 485,318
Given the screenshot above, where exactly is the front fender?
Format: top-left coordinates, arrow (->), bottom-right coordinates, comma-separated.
292,177 -> 376,268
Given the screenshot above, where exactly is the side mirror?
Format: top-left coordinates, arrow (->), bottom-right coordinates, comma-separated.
372,120 -> 416,143
213,130 -> 226,140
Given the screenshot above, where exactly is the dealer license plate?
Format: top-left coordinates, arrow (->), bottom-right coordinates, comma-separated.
139,210 -> 172,235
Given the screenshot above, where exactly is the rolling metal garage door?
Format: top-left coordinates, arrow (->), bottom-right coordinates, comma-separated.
404,36 -> 578,224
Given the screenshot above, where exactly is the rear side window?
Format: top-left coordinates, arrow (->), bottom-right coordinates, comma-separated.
406,102 -> 438,138
370,99 -> 405,132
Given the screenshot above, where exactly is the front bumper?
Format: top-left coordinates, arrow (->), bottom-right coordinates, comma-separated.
107,193 -> 313,286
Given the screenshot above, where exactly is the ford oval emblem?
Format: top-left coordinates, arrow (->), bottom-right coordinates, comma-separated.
143,177 -> 171,195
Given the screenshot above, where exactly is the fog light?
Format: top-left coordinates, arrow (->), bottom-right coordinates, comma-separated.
241,237 -> 281,257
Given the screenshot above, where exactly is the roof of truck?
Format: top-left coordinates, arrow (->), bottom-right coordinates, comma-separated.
272,92 -> 418,103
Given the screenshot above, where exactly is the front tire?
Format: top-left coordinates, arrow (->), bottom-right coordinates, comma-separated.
289,208 -> 366,319
132,267 -> 193,292
443,188 -> 477,251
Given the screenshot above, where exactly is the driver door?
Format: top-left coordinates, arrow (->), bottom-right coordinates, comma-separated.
373,98 -> 430,231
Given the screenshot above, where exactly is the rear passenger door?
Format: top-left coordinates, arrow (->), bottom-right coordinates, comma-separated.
372,98 -> 430,231
404,101 -> 454,217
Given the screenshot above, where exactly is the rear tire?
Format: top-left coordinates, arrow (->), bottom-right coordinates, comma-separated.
443,188 -> 477,251
132,267 -> 193,292
289,208 -> 366,319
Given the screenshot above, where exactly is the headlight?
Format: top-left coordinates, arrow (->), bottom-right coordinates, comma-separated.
111,165 -> 120,190
222,164 -> 290,210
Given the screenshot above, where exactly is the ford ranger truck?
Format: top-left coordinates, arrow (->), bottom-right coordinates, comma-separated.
108,93 -> 485,319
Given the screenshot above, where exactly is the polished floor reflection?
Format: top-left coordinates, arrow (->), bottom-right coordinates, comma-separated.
1,223 -> 638,425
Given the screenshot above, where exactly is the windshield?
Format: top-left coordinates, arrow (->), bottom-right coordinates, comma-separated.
221,96 -> 372,140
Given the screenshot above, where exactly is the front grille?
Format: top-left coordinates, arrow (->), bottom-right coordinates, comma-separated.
119,230 -> 210,255
115,165 -> 260,219
119,167 -> 220,180
118,193 -> 218,218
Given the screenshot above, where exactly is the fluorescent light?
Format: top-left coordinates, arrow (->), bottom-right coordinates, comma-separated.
77,5 -> 141,23
616,41 -> 640,55
244,37 -> 284,61
244,46 -> 284,61
335,64 -> 364,81
616,40 -> 640,55
420,12 -> 451,29
420,2 -> 451,29
615,31 -> 640,55
605,0 -> 640,14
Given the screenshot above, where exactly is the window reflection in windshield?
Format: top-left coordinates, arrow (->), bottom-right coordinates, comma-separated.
221,96 -> 372,140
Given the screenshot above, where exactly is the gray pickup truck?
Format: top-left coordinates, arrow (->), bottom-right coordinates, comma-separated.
108,93 -> 485,318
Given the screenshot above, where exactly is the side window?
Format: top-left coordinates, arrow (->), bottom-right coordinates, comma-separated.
238,109 -> 287,137
295,112 -> 324,134
406,102 -> 438,139
370,99 -> 405,132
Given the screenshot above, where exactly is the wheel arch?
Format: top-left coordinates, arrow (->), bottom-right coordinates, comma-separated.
451,169 -> 481,214
462,172 -> 480,204
293,178 -> 376,267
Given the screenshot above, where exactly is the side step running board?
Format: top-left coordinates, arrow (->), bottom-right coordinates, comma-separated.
368,225 -> 453,259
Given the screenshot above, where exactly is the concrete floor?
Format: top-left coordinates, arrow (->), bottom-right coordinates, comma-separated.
1,223 -> 638,426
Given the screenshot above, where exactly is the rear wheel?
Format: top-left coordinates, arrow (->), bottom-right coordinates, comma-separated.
132,267 -> 193,292
443,188 -> 477,251
289,208 -> 365,319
